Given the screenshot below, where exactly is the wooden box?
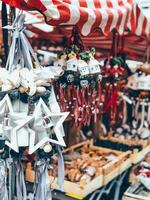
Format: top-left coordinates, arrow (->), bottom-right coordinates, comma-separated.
100,134 -> 150,165
131,145 -> 150,164
89,144 -> 131,185
26,165 -> 102,199
108,134 -> 150,148
26,141 -> 103,199
25,140 -> 131,198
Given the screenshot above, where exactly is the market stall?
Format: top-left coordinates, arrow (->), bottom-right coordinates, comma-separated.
0,0 -> 150,200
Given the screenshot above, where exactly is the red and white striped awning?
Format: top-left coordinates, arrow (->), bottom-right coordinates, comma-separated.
1,0 -> 133,36
130,1 -> 150,39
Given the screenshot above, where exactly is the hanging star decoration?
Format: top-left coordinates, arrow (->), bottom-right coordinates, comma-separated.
29,98 -> 69,154
0,95 -> 34,152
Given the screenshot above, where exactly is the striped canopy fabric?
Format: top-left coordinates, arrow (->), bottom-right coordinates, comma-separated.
130,2 -> 150,39
29,25 -> 149,61
2,0 -> 133,36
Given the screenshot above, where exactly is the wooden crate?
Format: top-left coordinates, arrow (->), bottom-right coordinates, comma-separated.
119,152 -> 132,175
131,145 -> 150,164
26,141 -> 103,199
25,140 -> 131,199
100,135 -> 150,164
89,144 -> 131,185
108,135 -> 150,147
26,164 -> 102,199
101,131 -> 150,147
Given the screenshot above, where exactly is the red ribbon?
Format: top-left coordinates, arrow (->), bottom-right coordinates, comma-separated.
104,85 -> 118,112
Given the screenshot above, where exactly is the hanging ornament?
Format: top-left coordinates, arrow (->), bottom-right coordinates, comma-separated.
43,143 -> 52,153
55,44 -> 102,127
0,95 -> 34,152
29,98 -> 69,154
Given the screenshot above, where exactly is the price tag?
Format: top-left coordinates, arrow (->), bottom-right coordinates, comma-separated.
67,58 -> 78,72
89,59 -> 101,74
136,74 -> 150,90
78,60 -> 89,76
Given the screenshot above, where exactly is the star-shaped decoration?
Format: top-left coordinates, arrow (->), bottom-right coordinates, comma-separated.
29,98 -> 69,154
5,115 -> 34,152
0,95 -> 34,152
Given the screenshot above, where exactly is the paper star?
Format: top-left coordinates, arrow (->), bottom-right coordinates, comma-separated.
0,95 -> 34,152
5,115 -> 34,152
29,98 -> 69,154
49,86 -> 65,137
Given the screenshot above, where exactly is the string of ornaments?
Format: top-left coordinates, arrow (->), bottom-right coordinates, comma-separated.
113,61 -> 150,141
54,45 -> 103,126
54,41 -> 129,130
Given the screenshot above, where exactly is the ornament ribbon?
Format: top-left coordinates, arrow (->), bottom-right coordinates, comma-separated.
34,160 -> 52,200
0,159 -> 8,200
3,14 -> 41,72
16,160 -> 27,200
57,145 -> 65,192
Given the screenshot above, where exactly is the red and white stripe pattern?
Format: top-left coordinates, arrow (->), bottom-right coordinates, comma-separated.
2,0 -> 133,36
130,3 -> 150,39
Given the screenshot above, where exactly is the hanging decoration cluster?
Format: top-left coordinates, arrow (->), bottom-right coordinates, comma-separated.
54,42 -> 128,129
54,45 -> 103,126
0,13 -> 69,200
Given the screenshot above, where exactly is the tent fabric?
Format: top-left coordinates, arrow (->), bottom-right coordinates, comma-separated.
29,23 -> 148,62
2,0 -> 133,36
130,3 -> 150,39
1,0 -> 32,10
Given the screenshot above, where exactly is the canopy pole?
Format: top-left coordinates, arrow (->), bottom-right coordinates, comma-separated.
1,2 -> 8,65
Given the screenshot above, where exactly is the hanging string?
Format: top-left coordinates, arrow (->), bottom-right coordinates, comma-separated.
3,14 -> 41,71
69,26 -> 84,52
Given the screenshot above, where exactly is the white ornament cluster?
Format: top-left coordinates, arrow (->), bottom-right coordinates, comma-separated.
0,66 -> 63,96
0,95 -> 69,154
